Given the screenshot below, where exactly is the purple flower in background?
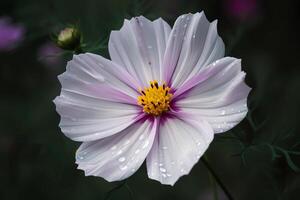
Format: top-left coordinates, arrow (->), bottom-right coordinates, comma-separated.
0,17 -> 25,51
224,0 -> 258,21
38,41 -> 63,66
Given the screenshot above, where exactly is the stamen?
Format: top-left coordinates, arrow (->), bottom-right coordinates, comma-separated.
137,81 -> 173,116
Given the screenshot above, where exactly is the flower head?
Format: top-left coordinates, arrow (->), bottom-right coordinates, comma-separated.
54,12 -> 251,185
0,17 -> 25,51
56,26 -> 81,51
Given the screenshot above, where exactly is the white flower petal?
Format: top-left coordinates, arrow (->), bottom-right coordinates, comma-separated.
54,53 -> 142,141
109,17 -> 171,86
175,57 -> 251,133
146,115 -> 214,185
76,118 -> 158,182
163,12 -> 225,88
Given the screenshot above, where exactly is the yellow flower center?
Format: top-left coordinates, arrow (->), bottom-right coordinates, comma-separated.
137,80 -> 173,116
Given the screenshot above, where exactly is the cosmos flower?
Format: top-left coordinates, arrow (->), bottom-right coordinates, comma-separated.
0,17 -> 25,51
54,12 -> 251,185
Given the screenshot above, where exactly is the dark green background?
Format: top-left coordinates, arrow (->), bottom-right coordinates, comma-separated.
1,0 -> 300,199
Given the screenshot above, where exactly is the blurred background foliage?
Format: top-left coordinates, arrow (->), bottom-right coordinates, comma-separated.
1,0 -> 300,199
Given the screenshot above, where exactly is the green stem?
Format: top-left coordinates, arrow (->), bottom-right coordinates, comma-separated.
201,157 -> 234,200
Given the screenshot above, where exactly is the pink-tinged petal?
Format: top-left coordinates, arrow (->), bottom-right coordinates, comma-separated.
175,57 -> 251,133
173,57 -> 240,99
146,114 -> 214,185
109,17 -> 171,86
54,53 -> 143,142
76,118 -> 158,182
163,12 -> 225,88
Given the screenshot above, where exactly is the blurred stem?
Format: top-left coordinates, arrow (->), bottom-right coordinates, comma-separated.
205,155 -> 219,200
201,157 -> 234,200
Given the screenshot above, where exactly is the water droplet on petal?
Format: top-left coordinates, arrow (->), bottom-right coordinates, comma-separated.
139,134 -> 145,140
160,167 -> 166,172
116,150 -> 123,155
77,155 -> 84,160
135,149 -> 140,154
118,157 -> 126,162
120,165 -> 128,171
142,140 -> 149,149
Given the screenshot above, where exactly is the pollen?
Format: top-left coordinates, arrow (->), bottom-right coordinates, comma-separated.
137,80 -> 173,116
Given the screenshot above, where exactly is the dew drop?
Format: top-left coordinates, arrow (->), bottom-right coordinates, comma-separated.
147,45 -> 152,49
116,150 -> 123,155
120,165 -> 128,171
221,110 -> 226,115
135,149 -> 140,154
142,140 -> 149,149
160,167 -> 166,172
118,157 -> 126,162
77,155 -> 84,160
162,146 -> 168,150
162,174 -> 167,178
139,134 -> 145,140
166,173 -> 172,177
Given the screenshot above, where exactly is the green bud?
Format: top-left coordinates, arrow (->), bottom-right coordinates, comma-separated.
56,26 -> 82,52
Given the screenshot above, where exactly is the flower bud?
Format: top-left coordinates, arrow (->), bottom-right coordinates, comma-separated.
56,26 -> 82,52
